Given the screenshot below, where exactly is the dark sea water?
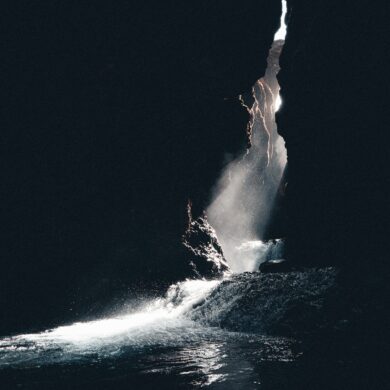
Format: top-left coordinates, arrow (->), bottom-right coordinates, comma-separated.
0,328 -> 303,389
0,273 -> 380,389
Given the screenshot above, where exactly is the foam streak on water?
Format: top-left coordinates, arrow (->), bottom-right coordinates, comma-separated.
0,267 -> 338,387
0,279 -> 221,364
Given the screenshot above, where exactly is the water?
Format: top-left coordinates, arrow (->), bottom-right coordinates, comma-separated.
0,269 -> 341,389
206,1 -> 287,273
233,239 -> 284,272
0,4 -> 360,388
0,278 -> 297,389
0,324 -> 299,389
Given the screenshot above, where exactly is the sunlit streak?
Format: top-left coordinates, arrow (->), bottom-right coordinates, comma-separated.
206,3 -> 288,272
274,0 -> 287,41
274,94 -> 282,112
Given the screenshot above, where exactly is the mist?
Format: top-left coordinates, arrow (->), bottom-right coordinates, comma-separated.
206,3 -> 287,272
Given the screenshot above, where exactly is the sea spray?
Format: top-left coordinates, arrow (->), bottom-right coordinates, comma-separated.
206,1 -> 288,272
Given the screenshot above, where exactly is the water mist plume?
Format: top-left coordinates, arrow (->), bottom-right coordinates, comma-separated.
206,2 -> 287,272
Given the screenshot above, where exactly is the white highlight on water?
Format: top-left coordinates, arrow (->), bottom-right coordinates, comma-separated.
1,279 -> 220,348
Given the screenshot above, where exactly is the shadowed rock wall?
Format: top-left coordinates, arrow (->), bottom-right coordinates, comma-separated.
277,0 -> 389,270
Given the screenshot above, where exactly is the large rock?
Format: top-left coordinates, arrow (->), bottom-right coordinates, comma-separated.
183,216 -> 230,278
190,267 -> 338,335
259,258 -> 292,273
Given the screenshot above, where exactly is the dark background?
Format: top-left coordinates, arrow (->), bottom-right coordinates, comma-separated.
278,0 -> 390,271
1,1 -> 280,335
1,0 -> 389,341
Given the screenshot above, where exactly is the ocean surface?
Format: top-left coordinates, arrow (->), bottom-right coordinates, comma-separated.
0,270 -> 368,389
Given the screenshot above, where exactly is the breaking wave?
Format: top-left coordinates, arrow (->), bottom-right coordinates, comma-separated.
0,266 -> 337,369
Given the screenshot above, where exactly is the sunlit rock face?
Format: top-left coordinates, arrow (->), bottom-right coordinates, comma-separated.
277,0 -> 389,270
182,216 -> 229,278
206,37 -> 287,272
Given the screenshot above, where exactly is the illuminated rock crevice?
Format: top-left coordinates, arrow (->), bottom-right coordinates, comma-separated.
205,9 -> 287,272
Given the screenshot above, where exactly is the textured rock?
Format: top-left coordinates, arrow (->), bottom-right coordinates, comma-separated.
259,258 -> 291,273
190,268 -> 338,335
183,216 -> 229,278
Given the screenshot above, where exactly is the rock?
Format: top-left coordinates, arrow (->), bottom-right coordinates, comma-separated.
190,267 -> 338,335
259,258 -> 291,273
182,216 -> 230,278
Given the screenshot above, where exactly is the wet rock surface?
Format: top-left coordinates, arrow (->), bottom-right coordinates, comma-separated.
259,259 -> 292,273
182,216 -> 229,278
191,268 -> 338,335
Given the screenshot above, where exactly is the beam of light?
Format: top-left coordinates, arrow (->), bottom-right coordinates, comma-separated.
274,0 -> 287,41
206,1 -> 288,272
274,94 -> 282,112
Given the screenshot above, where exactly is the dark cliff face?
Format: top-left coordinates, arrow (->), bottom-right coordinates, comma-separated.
0,2 -> 281,334
277,0 -> 390,270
